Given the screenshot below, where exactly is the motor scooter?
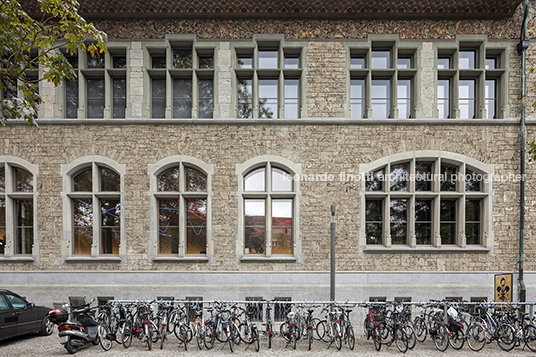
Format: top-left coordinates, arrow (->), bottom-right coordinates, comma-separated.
47,298 -> 100,354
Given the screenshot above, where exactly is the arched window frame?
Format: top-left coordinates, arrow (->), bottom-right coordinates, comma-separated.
0,156 -> 38,262
61,156 -> 126,262
236,155 -> 302,262
148,155 -> 213,263
358,150 -> 494,253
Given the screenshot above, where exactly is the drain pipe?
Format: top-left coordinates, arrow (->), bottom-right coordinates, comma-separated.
517,0 -> 530,305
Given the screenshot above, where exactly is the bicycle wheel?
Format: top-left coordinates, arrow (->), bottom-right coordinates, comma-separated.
403,324 -> 416,350
433,324 -> 449,352
448,328 -> 465,350
238,322 -> 252,344
497,323 -> 516,351
122,320 -> 133,348
373,327 -> 382,351
99,323 -> 113,351
159,328 -> 166,350
524,324 -> 536,352
364,316 -> 371,340
308,327 -> 313,350
280,321 -> 290,342
150,320 -> 160,342
347,326 -> 355,350
395,327 -> 408,353
227,324 -> 234,352
467,323 -> 486,352
231,323 -> 241,345
413,316 -> 427,342
334,326 -> 342,350
144,323 -> 152,350
118,320 -> 131,347
204,323 -> 214,350
196,325 -> 204,350
267,323 -> 273,349
251,326 -> 260,352
291,329 -> 297,349
316,320 -> 328,342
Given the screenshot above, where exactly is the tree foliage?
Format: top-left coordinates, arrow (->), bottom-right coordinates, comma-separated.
0,0 -> 106,125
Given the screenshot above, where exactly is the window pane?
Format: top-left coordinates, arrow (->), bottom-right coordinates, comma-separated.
158,167 -> 180,191
440,199 -> 456,245
152,56 -> 166,69
244,168 -> 265,191
351,79 -> 364,119
0,168 -> 4,192
87,78 -> 105,118
415,162 -> 432,191
459,80 -> 475,119
15,168 -> 33,192
259,79 -> 278,119
284,56 -> 299,69
437,57 -> 450,69
245,199 -> 265,254
237,79 -> 252,118
390,163 -> 408,191
272,199 -> 292,254
66,79 -> 78,119
74,198 -> 93,254
100,167 -> 120,192
366,199 -> 383,245
485,80 -> 496,119
198,79 -> 213,118
173,50 -> 192,69
184,167 -> 206,192
15,199 -> 33,255
485,57 -> 497,69
113,56 -> 126,68
459,51 -> 475,69
466,199 -> 481,245
113,78 -> 126,118
371,51 -> 390,69
397,79 -> 411,119
173,79 -> 192,118
258,51 -> 278,69
152,78 -> 166,118
466,170 -> 482,192
73,168 -> 92,192
186,198 -> 207,254
350,57 -> 365,69
365,168 -> 384,191
199,56 -> 214,69
415,199 -> 431,245
397,57 -> 411,69
237,56 -> 252,69
284,79 -> 299,119
440,164 -> 457,191
437,79 -> 450,119
272,168 -> 292,191
101,199 -> 120,254
371,79 -> 390,119
159,199 -> 179,254
87,53 -> 104,68
390,198 -> 407,245
0,198 -> 4,255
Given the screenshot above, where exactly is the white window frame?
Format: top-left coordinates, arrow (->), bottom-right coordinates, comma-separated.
60,156 -> 126,262
148,155 -> 214,263
358,150 -> 494,253
236,155 -> 302,262
0,156 -> 39,262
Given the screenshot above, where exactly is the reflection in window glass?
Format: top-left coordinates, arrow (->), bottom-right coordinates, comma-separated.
173,79 -> 192,118
397,79 -> 411,119
199,79 -> 213,118
15,199 -> 33,255
440,199 -> 456,244
15,168 -> 33,192
371,51 -> 390,69
259,79 -> 278,119
466,199 -> 481,245
237,79 -> 252,118
0,198 -> 5,255
74,198 -> 93,254
459,80 -> 475,119
465,170 -> 481,192
186,198 -> 207,254
372,79 -> 390,119
100,167 -> 120,192
459,51 -> 475,69
198,56 -> 214,69
237,56 -> 253,69
0,168 -> 4,192
485,57 -> 497,69
185,167 -> 207,192
272,199 -> 292,254
397,57 -> 411,69
100,199 -> 120,254
390,163 -> 408,191
415,162 -> 432,191
272,168 -> 292,191
284,79 -> 299,119
245,199 -> 265,254
390,198 -> 407,245
366,199 -> 382,244
437,57 -> 450,69
152,78 -> 166,118
245,168 -> 265,191
152,56 -> 166,69
66,79 -> 79,119
87,79 -> 105,118
415,199 -> 432,244
87,53 -> 104,68
350,79 -> 364,119
73,168 -> 92,192
113,78 -> 126,118
258,51 -> 278,69
158,199 -> 179,254
485,79 -> 496,119
173,50 -> 192,69
284,56 -> 299,69
158,167 -> 180,192
441,164 -> 457,191
365,168 -> 384,191
113,56 -> 127,69
437,79 -> 450,119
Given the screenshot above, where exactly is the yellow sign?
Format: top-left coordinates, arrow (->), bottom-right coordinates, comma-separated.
495,273 -> 512,302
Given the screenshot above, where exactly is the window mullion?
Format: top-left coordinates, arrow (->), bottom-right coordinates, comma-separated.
433,195 -> 440,247
192,72 -> 199,118
253,71 -> 259,118
459,196 -> 466,248
408,195 -> 416,248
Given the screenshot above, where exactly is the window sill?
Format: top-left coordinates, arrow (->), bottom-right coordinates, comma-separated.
64,256 -> 122,262
152,256 -> 210,263
239,256 -> 298,263
0,256 -> 35,262
363,246 -> 491,254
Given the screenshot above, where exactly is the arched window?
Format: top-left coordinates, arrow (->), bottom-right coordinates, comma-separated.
61,157 -> 125,261
0,157 -> 38,260
148,156 -> 213,262
358,151 -> 493,252
236,156 -> 302,262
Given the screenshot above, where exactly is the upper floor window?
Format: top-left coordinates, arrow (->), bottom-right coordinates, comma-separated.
60,157 -> 125,261
148,156 -> 213,262
0,158 -> 38,260
236,156 -> 302,262
436,41 -> 507,119
234,39 -> 305,119
359,151 -> 493,251
348,41 -> 418,119
61,46 -> 128,119
146,40 -> 215,119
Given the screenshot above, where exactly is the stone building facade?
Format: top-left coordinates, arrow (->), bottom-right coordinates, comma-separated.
2,0 -> 536,306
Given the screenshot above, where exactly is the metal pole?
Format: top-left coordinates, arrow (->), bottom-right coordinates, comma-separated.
330,204 -> 336,302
